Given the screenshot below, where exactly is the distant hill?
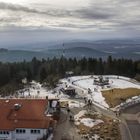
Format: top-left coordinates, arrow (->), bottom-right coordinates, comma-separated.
0,48 -> 8,52
0,39 -> 140,62
46,47 -> 108,58
0,50 -> 48,62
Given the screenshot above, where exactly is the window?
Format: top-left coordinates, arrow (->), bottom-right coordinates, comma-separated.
16,129 -> 26,134
30,129 -> 40,134
37,130 -> 40,133
6,131 -> 9,134
30,130 -> 33,133
16,129 -> 19,133
0,131 -> 9,135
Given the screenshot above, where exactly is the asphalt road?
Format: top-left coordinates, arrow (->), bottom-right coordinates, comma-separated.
53,108 -> 82,140
121,103 -> 140,140
126,120 -> 140,140
119,122 -> 132,140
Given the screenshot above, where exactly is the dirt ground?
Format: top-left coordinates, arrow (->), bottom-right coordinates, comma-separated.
102,88 -> 140,108
76,113 -> 121,140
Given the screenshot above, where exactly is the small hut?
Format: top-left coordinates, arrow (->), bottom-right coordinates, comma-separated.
60,87 -> 76,97
65,71 -> 74,78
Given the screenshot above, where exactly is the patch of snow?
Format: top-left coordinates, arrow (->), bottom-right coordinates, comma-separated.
74,110 -> 87,121
91,134 -> 100,140
114,96 -> 140,111
59,99 -> 85,108
74,110 -> 103,128
126,99 -> 132,103
69,101 -> 85,108
132,96 -> 138,99
110,79 -> 140,89
47,134 -> 53,140
17,81 -> 60,99
104,75 -> 130,81
80,118 -> 103,128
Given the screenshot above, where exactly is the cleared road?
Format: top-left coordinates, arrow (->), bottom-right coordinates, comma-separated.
121,104 -> 140,140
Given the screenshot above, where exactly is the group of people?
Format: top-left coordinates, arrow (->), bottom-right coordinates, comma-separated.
84,97 -> 92,108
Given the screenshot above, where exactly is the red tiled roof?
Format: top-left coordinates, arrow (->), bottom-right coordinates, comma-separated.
0,99 -> 51,130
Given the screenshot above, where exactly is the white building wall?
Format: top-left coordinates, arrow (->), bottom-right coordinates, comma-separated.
0,129 -> 48,140
13,128 -> 47,140
0,131 -> 12,140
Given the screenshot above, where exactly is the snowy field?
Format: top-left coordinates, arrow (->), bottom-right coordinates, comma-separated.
62,75 -> 140,108
16,75 -> 140,109
109,78 -> 140,89
71,75 -> 140,90
17,81 -> 57,99
17,81 -> 85,109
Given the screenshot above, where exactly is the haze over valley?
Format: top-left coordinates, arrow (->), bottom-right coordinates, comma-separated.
0,39 -> 139,62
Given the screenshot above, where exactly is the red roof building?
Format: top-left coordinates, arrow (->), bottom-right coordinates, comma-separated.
0,99 -> 55,140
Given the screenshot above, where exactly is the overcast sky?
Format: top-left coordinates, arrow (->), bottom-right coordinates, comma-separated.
0,0 -> 140,46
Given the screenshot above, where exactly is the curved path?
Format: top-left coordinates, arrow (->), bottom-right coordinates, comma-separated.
120,103 -> 140,140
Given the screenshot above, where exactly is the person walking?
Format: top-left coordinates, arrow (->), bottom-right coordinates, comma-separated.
67,108 -> 70,114
84,97 -> 87,104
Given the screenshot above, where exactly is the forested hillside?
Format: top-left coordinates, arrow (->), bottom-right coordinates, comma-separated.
0,56 -> 139,96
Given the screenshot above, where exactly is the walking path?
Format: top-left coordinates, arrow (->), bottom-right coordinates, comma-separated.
119,104 -> 140,140
53,108 -> 82,140
53,101 -> 119,140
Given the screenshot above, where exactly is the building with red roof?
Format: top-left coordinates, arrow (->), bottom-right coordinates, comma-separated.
0,98 -> 56,140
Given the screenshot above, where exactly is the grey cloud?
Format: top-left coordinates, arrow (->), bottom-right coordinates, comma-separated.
0,0 -> 140,34
75,9 -> 116,20
0,17 -> 21,22
56,23 -> 97,29
0,2 -> 117,20
0,2 -> 38,13
0,2 -> 71,17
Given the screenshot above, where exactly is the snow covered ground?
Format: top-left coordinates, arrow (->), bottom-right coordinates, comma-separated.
17,83 -> 56,99
59,99 -> 85,108
74,110 -> 103,128
74,110 -> 87,121
110,78 -> 140,89
61,75 -> 140,108
17,75 -> 140,109
80,118 -> 103,128
72,75 -> 140,90
17,81 -> 85,108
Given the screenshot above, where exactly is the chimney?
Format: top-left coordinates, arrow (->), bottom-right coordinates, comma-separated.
14,104 -> 21,111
